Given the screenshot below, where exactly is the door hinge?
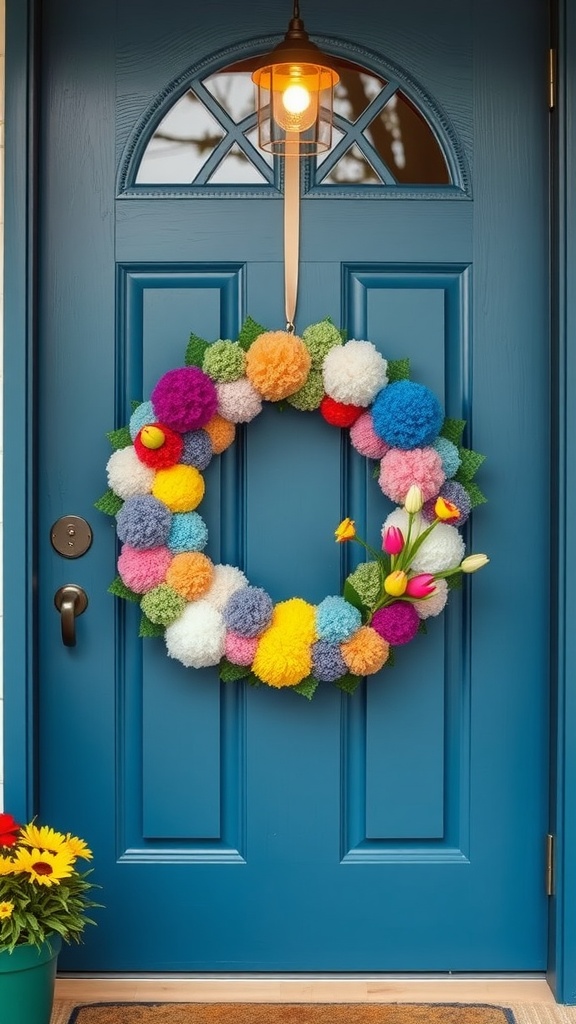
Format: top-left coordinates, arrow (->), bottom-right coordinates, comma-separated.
549,48 -> 556,110
546,833 -> 555,896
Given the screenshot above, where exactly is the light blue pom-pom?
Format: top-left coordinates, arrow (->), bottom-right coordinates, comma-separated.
433,437 -> 461,478
168,511 -> 209,553
129,401 -> 156,441
316,596 -> 361,643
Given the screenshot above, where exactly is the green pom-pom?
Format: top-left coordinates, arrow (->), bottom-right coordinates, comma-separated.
441,418 -> 466,445
237,316 -> 267,351
139,613 -> 165,638
387,358 -> 410,383
108,576 -> 141,603
345,561 -> 381,610
302,319 -> 343,368
140,584 -> 186,626
95,489 -> 123,516
293,676 -> 319,700
219,658 -> 250,683
203,340 -> 246,383
185,333 -> 210,367
286,369 -> 325,411
107,426 -> 132,450
334,672 -> 361,694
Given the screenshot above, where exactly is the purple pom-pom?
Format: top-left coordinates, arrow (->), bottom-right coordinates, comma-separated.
151,366 -> 218,433
371,380 -> 443,450
371,602 -> 420,645
223,586 -> 273,638
312,640 -> 348,682
181,429 -> 213,470
422,480 -> 472,527
116,494 -> 172,549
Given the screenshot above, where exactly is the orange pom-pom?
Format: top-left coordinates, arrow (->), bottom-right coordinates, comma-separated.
203,414 -> 236,454
341,626 -> 390,676
166,551 -> 214,601
245,331 -> 311,401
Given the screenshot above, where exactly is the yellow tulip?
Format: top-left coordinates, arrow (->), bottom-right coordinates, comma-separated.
384,570 -> 408,596
404,485 -> 424,514
461,554 -> 489,573
334,518 -> 356,543
434,496 -> 460,522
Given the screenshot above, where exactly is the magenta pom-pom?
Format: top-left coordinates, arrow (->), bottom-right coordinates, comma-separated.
371,602 -> 420,645
151,366 -> 218,432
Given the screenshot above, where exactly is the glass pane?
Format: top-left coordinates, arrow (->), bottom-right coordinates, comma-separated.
333,70 -> 386,120
208,143 -> 268,183
364,91 -> 450,184
322,143 -> 382,185
203,72 -> 256,121
245,127 -> 274,167
136,90 -> 226,184
316,126 -> 346,166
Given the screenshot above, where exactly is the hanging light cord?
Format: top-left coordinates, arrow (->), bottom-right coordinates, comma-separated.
284,143 -> 300,333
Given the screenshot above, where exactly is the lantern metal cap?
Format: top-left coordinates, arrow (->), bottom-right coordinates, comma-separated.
252,7 -> 340,86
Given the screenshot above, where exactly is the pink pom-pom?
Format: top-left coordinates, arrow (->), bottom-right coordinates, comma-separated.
118,545 -> 173,593
225,631 -> 259,666
151,367 -> 218,432
349,411 -> 389,458
378,447 -> 446,504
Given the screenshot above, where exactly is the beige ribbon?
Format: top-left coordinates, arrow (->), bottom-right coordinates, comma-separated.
283,141 -> 301,332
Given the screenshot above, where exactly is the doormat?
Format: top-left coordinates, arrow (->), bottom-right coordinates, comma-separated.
66,1004 -> 516,1024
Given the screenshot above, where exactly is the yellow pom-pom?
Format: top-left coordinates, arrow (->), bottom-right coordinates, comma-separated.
252,627 -> 312,688
152,465 -> 205,512
245,330 -> 311,401
272,598 -> 317,643
140,425 -> 166,450
203,414 -> 236,454
166,552 -> 214,601
341,626 -> 389,676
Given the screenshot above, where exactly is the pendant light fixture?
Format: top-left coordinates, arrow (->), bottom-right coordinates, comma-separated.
252,3 -> 339,329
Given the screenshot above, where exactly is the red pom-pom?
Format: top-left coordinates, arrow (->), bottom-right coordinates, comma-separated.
134,423 -> 184,469
320,395 -> 363,427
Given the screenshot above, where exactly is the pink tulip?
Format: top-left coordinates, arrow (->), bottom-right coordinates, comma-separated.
405,573 -> 436,598
383,525 -> 404,556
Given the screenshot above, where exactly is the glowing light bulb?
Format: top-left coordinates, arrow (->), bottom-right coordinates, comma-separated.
282,83 -> 311,116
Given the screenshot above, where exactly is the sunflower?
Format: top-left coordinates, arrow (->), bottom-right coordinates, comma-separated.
19,823 -> 68,853
12,846 -> 75,886
0,901 -> 14,919
65,834 -> 93,860
0,855 -> 15,875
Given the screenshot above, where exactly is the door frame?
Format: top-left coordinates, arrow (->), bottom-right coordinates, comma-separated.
4,0 -> 576,1000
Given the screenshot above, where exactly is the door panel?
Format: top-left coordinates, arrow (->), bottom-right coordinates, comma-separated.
35,0 -> 549,970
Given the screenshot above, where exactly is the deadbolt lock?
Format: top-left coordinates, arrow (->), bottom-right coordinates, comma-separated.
51,515 -> 93,558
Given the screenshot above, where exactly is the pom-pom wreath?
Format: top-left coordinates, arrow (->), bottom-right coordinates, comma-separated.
152,464 -> 205,512
302,320 -> 343,368
379,447 -> 446,504
372,602 -> 420,645
245,331 -> 311,401
141,584 -> 186,626
166,551 -> 214,601
349,411 -> 389,459
316,596 -> 361,643
312,639 -> 348,682
320,395 -> 363,428
223,586 -> 274,638
129,400 -> 156,440
165,600 -> 226,668
151,366 -> 218,432
106,446 -> 155,500
203,340 -> 246,383
168,511 -> 209,553
372,380 -> 443,449
322,340 -> 388,408
217,379 -> 262,423
134,423 -> 184,469
104,318 -> 487,695
203,414 -> 236,453
181,430 -> 213,470
116,495 -> 172,549
341,627 -> 390,675
118,545 -> 172,593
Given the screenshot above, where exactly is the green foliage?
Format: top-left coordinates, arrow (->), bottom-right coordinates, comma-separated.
131,399 -> 143,412
106,426 -> 132,450
139,613 -> 165,638
464,480 -> 488,508
293,676 -> 320,700
219,658 -> 250,683
94,490 -> 123,516
343,579 -> 367,616
455,447 -> 486,482
440,418 -> 466,445
108,576 -> 141,603
334,672 -> 362,694
185,333 -> 209,367
237,316 -> 267,350
387,358 -> 411,383
0,871 -> 100,953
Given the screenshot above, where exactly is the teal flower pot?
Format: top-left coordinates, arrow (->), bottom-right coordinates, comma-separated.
0,935 -> 62,1024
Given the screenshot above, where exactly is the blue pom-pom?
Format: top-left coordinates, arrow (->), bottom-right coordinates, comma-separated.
371,380 -> 443,449
129,401 -> 156,441
116,494 -> 172,549
223,586 -> 274,638
316,596 -> 361,643
433,436 -> 461,478
312,640 -> 348,682
181,429 -> 213,470
168,511 -> 209,553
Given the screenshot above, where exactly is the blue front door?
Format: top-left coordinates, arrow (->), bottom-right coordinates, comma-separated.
28,0 -> 549,970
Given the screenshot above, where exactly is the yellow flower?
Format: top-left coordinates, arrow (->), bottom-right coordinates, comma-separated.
404,485 -> 424,514
434,496 -> 460,522
461,553 -> 490,573
384,570 -> 408,597
12,846 -> 75,887
335,518 -> 356,542
0,901 -> 14,919
19,823 -> 68,853
65,834 -> 93,860
0,856 -> 15,875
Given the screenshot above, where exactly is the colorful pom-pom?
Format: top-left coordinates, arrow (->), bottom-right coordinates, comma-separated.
372,380 -> 444,449
245,331 -> 311,401
252,628 -> 312,687
378,447 -> 446,504
116,495 -> 172,549
166,551 -> 214,601
315,596 -> 361,643
223,586 -> 274,638
203,340 -> 246,383
129,401 -> 156,441
151,366 -> 218,432
312,639 -> 348,682
165,600 -> 226,668
118,544 -> 172,593
340,626 -> 390,675
168,511 -> 209,553
217,378 -> 262,423
349,411 -> 389,459
320,395 -> 363,427
302,320 -> 343,368
152,464 -> 205,512
286,369 -> 325,411
422,480 -> 472,526
134,423 -> 184,469
141,584 -> 186,626
203,414 -> 236,453
272,598 -> 317,643
322,339 -> 388,408
106,446 -> 155,500
181,429 -> 213,470
414,577 -> 449,619
225,631 -> 258,666
203,564 -> 249,611
433,436 -> 461,478
345,561 -> 382,609
371,602 -> 420,645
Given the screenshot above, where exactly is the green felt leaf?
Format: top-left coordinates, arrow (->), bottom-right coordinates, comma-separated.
334,672 -> 361,694
440,418 -> 466,445
385,646 -> 396,668
131,399 -> 143,412
139,613 -> 165,638
293,676 -> 319,700
343,579 -> 368,616
456,447 -> 486,482
185,333 -> 209,367
94,489 -> 123,516
339,328 -> 348,343
108,576 -> 141,603
387,358 -> 411,383
246,672 -> 262,687
237,316 -> 267,350
106,426 -> 132,450
417,618 -> 428,634
464,480 -> 488,508
219,658 -> 250,683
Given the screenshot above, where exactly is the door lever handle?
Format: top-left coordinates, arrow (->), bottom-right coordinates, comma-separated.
54,585 -> 89,647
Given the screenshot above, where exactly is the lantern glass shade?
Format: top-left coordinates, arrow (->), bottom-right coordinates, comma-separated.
253,61 -> 338,155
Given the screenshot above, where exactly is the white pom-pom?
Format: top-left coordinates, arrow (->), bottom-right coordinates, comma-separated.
165,600 -> 226,668
203,564 -> 248,611
106,446 -> 155,499
414,578 -> 449,618
382,508 -> 464,573
217,378 -> 262,423
322,340 -> 388,407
